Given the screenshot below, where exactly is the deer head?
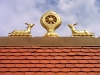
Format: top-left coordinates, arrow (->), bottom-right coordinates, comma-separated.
68,23 -> 77,28
25,23 -> 34,28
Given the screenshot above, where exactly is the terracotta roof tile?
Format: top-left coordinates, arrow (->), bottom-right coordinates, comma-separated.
50,60 -> 59,63
30,60 -> 39,63
83,56 -> 92,59
56,64 -> 65,68
89,49 -> 99,52
9,68 -> 19,71
0,46 -> 100,75
51,68 -> 61,72
95,64 -> 100,67
45,56 -> 55,60
19,68 -> 30,71
0,68 -> 9,72
71,68 -> 81,71
6,64 -> 15,67
36,64 -> 45,67
40,60 -> 50,63
45,72 -> 56,75
77,72 -> 88,75
80,49 -> 90,52
85,64 -> 95,67
87,72 -> 99,75
35,72 -> 45,75
9,49 -> 19,52
1,60 -> 11,63
67,72 -> 78,75
7,56 -> 17,59
68,52 -> 77,55
20,60 -> 31,63
16,64 -> 26,67
75,64 -> 85,67
17,56 -> 27,59
91,68 -> 100,72
65,64 -> 75,67
81,68 -> 92,72
14,72 -> 25,75
49,53 -> 59,56
25,72 -> 35,75
69,60 -> 79,63
59,60 -> 69,63
30,68 -> 40,71
11,60 -> 21,63
61,68 -> 71,72
88,60 -> 98,63
3,72 -> 14,75
78,60 -> 88,63
73,56 -> 83,59
56,72 -> 67,75
46,64 -> 55,68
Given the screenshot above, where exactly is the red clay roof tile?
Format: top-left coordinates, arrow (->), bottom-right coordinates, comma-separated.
19,68 -> 30,71
16,64 -> 26,67
3,72 -> 14,75
75,64 -> 85,67
35,72 -> 45,75
87,72 -> 99,75
56,72 -> 67,75
67,72 -> 78,75
6,64 -> 15,68
25,72 -> 35,75
56,64 -> 65,68
45,72 -> 56,75
9,68 -> 19,71
61,68 -> 70,72
77,72 -> 88,75
14,72 -> 25,75
0,46 -> 100,75
78,60 -> 88,63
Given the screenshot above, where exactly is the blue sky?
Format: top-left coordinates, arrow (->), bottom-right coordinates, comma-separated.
0,0 -> 100,37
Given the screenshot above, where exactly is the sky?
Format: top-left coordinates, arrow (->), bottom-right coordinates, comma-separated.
0,0 -> 100,37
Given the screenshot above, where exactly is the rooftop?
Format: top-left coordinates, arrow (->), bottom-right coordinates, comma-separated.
0,37 -> 100,75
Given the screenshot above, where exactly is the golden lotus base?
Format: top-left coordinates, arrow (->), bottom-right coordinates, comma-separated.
8,34 -> 32,37
72,34 -> 95,37
44,32 -> 59,37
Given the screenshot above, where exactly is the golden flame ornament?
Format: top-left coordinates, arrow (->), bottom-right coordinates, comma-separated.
40,10 -> 62,37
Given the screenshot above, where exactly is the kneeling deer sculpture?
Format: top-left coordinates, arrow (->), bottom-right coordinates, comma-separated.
68,23 -> 94,36
8,23 -> 34,36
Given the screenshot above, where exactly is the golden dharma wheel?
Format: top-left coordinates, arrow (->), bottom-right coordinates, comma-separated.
40,10 -> 62,30
40,10 -> 62,37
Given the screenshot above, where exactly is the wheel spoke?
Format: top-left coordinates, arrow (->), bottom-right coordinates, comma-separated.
45,19 -> 48,21
46,17 -> 49,19
50,15 -> 52,18
52,21 -> 55,24
45,15 -> 57,24
50,22 -> 52,24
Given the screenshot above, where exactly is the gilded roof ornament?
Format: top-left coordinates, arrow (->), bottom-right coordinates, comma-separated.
68,23 -> 95,37
8,23 -> 34,37
40,10 -> 62,37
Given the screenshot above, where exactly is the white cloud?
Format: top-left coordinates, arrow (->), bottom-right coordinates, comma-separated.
0,0 -> 100,37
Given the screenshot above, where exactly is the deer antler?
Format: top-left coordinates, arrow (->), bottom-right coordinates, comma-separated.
25,23 -> 29,25
73,23 -> 77,26
74,23 -> 77,25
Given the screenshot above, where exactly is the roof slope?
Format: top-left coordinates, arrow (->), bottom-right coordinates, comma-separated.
0,46 -> 100,75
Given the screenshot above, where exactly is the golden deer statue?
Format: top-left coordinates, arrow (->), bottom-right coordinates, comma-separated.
68,23 -> 94,37
8,23 -> 34,36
